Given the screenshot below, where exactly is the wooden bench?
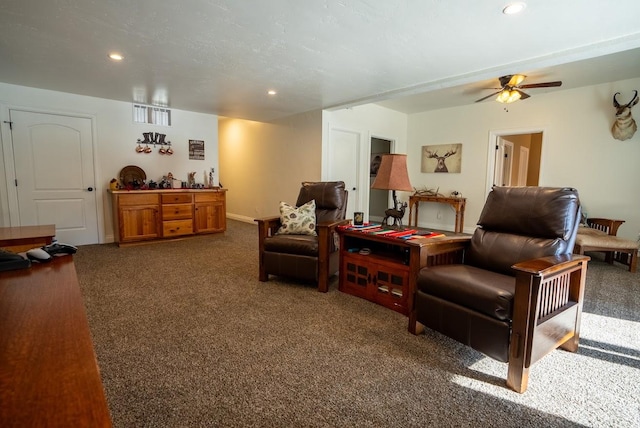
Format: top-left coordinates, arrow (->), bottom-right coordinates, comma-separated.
574,218 -> 638,273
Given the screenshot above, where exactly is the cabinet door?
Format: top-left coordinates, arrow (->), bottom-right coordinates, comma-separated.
340,257 -> 371,299
119,205 -> 160,242
194,201 -> 225,233
373,267 -> 409,315
339,253 -> 409,315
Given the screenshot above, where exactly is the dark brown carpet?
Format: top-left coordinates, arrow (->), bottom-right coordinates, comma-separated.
75,220 -> 640,427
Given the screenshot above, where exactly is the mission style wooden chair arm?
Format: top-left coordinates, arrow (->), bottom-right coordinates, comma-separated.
255,215 -> 283,282
576,217 -> 637,272
586,218 -> 625,236
315,218 -> 352,292
509,253 -> 590,393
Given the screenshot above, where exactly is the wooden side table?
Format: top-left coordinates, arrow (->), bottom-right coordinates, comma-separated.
408,195 -> 466,233
0,224 -> 56,252
337,226 -> 470,316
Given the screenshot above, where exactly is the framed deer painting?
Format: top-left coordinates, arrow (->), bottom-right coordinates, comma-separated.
421,143 -> 462,173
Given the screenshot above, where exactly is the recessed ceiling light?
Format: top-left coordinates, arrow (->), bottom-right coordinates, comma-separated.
503,2 -> 526,15
108,53 -> 124,61
267,90 -> 277,95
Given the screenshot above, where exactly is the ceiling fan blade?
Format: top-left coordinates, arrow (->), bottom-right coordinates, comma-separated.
519,81 -> 562,89
517,90 -> 531,100
498,75 -> 513,87
475,91 -> 502,102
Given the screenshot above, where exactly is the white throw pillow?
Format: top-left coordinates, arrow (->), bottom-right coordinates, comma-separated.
276,200 -> 317,236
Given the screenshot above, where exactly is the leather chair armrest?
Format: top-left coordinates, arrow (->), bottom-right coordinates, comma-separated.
587,218 -> 625,236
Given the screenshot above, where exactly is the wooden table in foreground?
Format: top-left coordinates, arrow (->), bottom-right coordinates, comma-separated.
408,195 -> 466,233
0,224 -> 56,252
338,226 -> 470,317
0,257 -> 112,427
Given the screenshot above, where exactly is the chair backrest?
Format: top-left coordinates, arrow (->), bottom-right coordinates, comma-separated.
296,181 -> 348,223
466,186 -> 581,276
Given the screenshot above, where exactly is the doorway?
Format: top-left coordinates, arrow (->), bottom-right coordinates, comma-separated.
369,137 -> 392,222
487,130 -> 542,196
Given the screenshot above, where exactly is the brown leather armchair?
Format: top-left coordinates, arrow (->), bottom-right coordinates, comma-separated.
411,187 -> 589,393
255,181 -> 349,292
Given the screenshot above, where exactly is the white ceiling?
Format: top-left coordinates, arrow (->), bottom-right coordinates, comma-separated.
1,1 -> 640,122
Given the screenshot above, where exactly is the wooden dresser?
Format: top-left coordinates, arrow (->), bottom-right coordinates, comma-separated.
0,257 -> 112,426
110,189 -> 227,246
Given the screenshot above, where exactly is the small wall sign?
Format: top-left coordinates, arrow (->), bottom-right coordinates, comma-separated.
189,140 -> 205,160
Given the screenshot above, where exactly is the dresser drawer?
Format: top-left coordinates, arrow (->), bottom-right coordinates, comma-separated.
118,193 -> 159,206
162,220 -> 193,237
162,204 -> 193,220
194,192 -> 223,203
161,193 -> 193,204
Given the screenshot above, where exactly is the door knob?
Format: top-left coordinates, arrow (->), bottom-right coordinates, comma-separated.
87,187 -> 94,191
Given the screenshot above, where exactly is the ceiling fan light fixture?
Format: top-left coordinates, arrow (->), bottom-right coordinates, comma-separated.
496,89 -> 521,103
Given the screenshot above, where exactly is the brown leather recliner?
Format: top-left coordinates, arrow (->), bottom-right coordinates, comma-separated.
411,187 -> 589,392
255,181 -> 349,292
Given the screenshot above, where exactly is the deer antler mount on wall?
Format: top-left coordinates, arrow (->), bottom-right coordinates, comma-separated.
611,90 -> 638,141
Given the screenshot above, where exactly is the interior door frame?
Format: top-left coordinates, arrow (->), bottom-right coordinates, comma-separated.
0,104 -> 104,243
485,127 -> 546,200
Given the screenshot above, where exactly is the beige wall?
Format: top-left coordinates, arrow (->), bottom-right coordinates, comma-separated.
219,110 -> 323,222
0,82 -> 218,242
407,77 -> 640,240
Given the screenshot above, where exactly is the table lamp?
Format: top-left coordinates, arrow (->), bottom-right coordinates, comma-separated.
371,154 -> 413,227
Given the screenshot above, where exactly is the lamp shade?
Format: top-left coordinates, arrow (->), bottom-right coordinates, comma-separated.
371,154 -> 413,191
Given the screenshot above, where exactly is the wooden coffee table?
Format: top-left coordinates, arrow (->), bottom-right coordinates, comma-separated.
0,224 -> 56,252
0,256 -> 112,426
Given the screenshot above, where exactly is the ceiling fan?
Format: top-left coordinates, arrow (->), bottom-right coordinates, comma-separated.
475,74 -> 562,103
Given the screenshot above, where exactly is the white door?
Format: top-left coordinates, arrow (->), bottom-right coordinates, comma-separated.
10,110 -> 99,245
327,128 -> 359,219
